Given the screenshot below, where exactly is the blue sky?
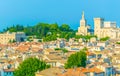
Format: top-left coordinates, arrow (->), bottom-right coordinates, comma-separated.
0,0 -> 120,30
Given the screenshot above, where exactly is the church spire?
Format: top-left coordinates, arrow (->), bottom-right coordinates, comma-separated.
80,11 -> 86,26
82,11 -> 85,20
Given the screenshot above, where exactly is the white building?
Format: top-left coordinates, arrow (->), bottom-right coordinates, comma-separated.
94,18 -> 120,39
76,11 -> 91,35
0,31 -> 26,44
104,22 -> 116,28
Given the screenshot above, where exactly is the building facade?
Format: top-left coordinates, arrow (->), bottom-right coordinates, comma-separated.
76,11 -> 120,39
0,31 -> 26,44
94,18 -> 120,39
0,69 -> 14,76
76,11 -> 91,35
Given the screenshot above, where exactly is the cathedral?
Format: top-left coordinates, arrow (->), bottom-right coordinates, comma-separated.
76,11 -> 91,35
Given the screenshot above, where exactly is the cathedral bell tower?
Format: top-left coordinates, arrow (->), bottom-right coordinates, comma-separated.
80,11 -> 86,26
76,11 -> 90,36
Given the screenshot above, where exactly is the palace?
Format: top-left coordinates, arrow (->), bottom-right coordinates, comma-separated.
94,18 -> 120,39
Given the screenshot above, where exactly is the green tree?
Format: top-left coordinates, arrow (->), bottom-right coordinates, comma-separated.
9,40 -> 12,43
4,23 -> 76,42
60,24 -> 70,31
100,37 -> 109,41
14,58 -> 50,76
116,42 -> 120,44
82,47 -> 88,51
50,23 -> 59,30
62,48 -> 68,53
65,50 -> 86,69
12,39 -> 16,43
9,39 -> 16,43
75,35 -> 83,39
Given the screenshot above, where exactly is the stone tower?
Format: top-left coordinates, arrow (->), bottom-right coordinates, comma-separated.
94,18 -> 104,38
80,11 -> 86,26
76,11 -> 90,35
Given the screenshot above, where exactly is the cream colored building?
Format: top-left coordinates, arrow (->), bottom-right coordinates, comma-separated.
94,18 -> 120,39
76,11 -> 90,35
0,31 -> 26,44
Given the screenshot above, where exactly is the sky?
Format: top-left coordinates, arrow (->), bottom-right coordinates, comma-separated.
0,0 -> 120,31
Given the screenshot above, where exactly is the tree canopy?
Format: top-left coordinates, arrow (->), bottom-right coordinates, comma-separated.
54,48 -> 68,53
4,23 -> 75,42
4,23 -> 96,42
65,49 -> 87,69
116,42 -> 120,44
14,58 -> 50,76
60,24 -> 70,31
100,37 -> 109,41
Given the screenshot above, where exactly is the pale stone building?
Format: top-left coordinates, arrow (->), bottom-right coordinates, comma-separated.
0,31 -> 26,44
94,18 -> 120,39
76,11 -> 91,35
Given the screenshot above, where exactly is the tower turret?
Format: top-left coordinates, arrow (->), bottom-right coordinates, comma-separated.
80,11 -> 86,26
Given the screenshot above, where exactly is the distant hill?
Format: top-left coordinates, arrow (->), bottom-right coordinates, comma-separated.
4,23 -> 75,41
